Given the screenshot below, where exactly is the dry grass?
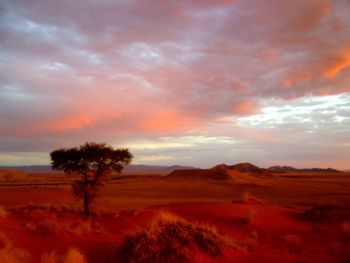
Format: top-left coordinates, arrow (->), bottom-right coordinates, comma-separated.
234,191 -> 264,205
10,204 -> 79,217
339,222 -> 350,241
241,208 -> 257,225
0,170 -> 27,183
284,234 -> 302,253
15,204 -> 104,237
24,216 -> 104,236
241,191 -> 252,203
117,211 -> 231,263
0,232 -> 30,263
303,203 -> 350,223
0,206 -> 7,218
41,247 -> 87,263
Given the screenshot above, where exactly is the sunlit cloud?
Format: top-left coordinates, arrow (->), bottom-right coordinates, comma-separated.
323,52 -> 350,79
0,0 -> 350,169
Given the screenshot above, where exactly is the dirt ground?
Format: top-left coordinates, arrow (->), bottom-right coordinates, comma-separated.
0,171 -> 350,262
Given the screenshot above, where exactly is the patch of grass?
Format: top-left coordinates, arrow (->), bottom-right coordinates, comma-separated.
41,247 -> 87,263
10,204 -> 80,217
304,204 -> 345,222
24,216 -> 104,237
0,206 -> 8,218
115,209 -> 141,218
340,222 -> 350,241
241,208 -> 257,225
17,204 -> 104,237
0,231 -> 30,263
0,170 -> 27,183
234,191 -> 263,205
284,234 -> 302,253
117,211 -> 231,263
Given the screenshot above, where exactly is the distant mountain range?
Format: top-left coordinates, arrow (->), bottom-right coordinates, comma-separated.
0,164 -> 196,174
0,163 -> 342,174
267,165 -> 341,173
211,163 -> 342,174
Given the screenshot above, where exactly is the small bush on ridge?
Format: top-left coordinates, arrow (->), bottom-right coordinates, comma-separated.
117,211 -> 231,263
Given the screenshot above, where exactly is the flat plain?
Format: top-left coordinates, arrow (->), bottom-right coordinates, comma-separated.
0,168 -> 350,262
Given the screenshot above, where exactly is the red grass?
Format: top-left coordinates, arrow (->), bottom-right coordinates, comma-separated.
117,211 -> 231,263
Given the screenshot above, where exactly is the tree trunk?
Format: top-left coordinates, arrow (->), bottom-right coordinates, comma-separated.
84,190 -> 90,217
83,172 -> 90,217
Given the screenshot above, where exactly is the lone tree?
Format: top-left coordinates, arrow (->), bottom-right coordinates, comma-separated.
50,142 -> 132,216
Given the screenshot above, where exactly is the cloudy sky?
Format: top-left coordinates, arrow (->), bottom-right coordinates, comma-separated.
1,0 -> 350,169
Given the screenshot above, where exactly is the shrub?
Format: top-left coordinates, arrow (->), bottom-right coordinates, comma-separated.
0,206 -> 8,218
304,204 -> 344,222
340,222 -> 350,241
24,216 -> 104,237
241,191 -> 251,203
41,247 -> 87,263
241,208 -> 257,225
117,211 -> 231,263
0,170 -> 27,183
15,204 -> 104,237
234,191 -> 263,205
0,232 -> 29,263
284,234 -> 302,253
10,204 -> 80,218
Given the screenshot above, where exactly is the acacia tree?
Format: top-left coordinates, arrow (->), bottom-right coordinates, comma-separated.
50,142 -> 132,216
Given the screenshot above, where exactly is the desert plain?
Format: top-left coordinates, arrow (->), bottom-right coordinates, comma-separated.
0,164 -> 349,263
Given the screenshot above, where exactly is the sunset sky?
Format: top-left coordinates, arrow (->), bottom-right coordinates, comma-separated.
1,0 -> 350,169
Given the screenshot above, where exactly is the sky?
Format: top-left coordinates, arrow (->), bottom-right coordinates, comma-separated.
0,0 -> 350,169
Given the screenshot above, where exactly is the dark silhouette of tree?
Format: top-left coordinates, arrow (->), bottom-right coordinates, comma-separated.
50,142 -> 132,216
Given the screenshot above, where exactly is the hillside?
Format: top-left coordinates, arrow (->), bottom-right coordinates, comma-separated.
212,162 -> 270,175
166,163 -> 272,182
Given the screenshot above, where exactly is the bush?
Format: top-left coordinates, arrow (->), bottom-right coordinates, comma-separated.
24,216 -> 104,237
117,211 -> 231,263
234,191 -> 263,205
340,222 -> 350,241
13,204 -> 104,237
0,206 -> 7,218
0,232 -> 29,263
41,247 -> 87,263
241,208 -> 257,225
284,234 -> 302,253
304,204 -> 344,222
0,170 -> 27,183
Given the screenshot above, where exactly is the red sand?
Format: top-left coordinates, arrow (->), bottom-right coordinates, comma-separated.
1,201 -> 349,263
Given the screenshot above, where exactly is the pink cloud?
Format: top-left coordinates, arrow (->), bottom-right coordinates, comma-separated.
323,50 -> 350,78
231,100 -> 260,115
1,0 -> 350,168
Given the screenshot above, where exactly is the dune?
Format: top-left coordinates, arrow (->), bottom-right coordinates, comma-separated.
166,163 -> 272,182
165,167 -> 256,182
166,168 -> 233,181
213,162 -> 264,174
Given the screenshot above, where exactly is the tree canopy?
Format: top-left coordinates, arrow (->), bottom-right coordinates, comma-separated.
50,142 -> 132,216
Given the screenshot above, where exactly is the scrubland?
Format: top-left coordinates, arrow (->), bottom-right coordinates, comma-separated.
0,169 -> 350,262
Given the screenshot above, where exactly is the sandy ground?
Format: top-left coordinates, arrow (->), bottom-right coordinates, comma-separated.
0,171 -> 350,262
